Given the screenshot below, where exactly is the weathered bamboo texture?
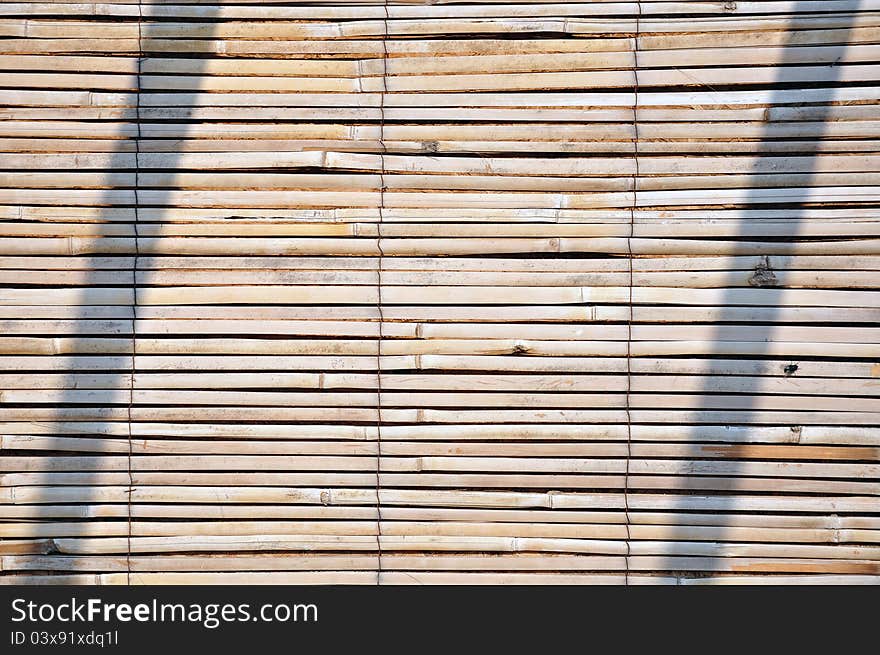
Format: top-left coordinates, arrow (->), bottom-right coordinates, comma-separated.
1,0 -> 879,585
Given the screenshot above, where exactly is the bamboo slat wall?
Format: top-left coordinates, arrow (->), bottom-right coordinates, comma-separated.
1,0 -> 879,585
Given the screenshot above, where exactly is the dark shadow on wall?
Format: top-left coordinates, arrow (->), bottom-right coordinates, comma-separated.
21,4 -> 221,581
656,1 -> 866,580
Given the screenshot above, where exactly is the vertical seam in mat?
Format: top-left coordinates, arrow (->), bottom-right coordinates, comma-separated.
624,0 -> 643,587
126,0 -> 145,586
375,0 -> 390,586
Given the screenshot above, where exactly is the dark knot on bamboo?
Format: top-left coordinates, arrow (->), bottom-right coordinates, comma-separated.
748,256 -> 778,287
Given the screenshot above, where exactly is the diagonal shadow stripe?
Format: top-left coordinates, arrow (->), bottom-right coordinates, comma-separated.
23,2 -> 221,582
657,0 -> 867,581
